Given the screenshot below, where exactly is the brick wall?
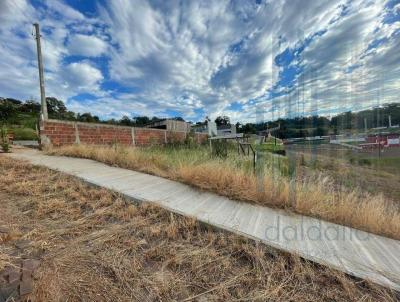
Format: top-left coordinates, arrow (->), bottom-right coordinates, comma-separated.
40,119 -> 208,147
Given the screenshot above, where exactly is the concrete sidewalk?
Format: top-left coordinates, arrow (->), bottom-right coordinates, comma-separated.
7,148 -> 400,291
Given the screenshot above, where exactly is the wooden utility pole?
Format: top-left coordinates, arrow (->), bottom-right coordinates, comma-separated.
33,23 -> 48,120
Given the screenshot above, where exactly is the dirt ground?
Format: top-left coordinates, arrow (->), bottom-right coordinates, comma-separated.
0,155 -> 399,301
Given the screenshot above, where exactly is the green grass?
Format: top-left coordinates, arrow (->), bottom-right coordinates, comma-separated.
1,112 -> 39,141
257,143 -> 284,152
367,157 -> 400,174
4,112 -> 38,129
9,127 -> 38,140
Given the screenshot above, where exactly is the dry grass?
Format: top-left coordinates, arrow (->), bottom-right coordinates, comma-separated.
0,156 -> 398,301
45,144 -> 400,240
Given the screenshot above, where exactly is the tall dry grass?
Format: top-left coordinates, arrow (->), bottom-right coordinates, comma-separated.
44,144 -> 400,239
0,156 -> 398,301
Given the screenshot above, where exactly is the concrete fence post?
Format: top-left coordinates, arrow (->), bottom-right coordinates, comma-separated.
131,127 -> 136,146
74,123 -> 80,144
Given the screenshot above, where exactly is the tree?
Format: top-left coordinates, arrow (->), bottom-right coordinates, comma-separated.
120,116 -> 132,126
5,98 -> 22,106
20,100 -> 41,113
132,116 -> 150,126
46,97 -> 67,118
240,123 -> 256,134
235,122 -> 241,132
77,113 -> 99,123
215,115 -> 230,126
0,99 -> 18,121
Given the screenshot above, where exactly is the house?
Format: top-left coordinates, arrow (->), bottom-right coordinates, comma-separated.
144,119 -> 191,132
192,121 -> 236,137
359,134 -> 400,150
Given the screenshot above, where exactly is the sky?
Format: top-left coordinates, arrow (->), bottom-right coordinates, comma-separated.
0,0 -> 399,123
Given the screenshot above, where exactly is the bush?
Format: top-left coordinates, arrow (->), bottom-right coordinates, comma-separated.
10,127 -> 38,140
211,139 -> 228,158
358,158 -> 372,166
1,126 -> 11,153
184,131 -> 194,147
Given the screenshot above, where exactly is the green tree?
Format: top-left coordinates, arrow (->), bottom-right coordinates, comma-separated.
133,116 -> 151,126
77,113 -> 99,123
215,115 -> 230,126
46,97 -> 67,118
20,100 -> 41,113
0,99 -> 18,121
120,116 -> 133,126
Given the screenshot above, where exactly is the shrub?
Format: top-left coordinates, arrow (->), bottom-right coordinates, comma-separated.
184,130 -> 195,148
211,139 -> 228,158
10,127 -> 38,140
1,126 -> 11,153
358,158 -> 372,166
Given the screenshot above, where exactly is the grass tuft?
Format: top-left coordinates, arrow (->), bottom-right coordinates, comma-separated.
0,155 -> 398,300
45,144 -> 400,239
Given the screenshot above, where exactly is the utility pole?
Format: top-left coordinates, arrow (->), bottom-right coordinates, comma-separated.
33,23 -> 48,120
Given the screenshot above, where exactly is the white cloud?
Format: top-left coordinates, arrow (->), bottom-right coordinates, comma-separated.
0,0 -> 399,123
63,62 -> 103,90
100,0 -> 356,121
0,0 -> 106,103
68,34 -> 108,57
45,0 -> 85,21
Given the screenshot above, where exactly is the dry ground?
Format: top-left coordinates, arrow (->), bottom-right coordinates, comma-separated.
45,144 -> 400,240
0,156 -> 399,301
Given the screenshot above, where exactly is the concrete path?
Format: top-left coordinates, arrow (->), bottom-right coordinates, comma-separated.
7,148 -> 400,291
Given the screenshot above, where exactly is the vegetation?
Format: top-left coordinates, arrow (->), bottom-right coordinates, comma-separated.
0,156 -> 398,301
3,95 -> 400,140
258,137 -> 285,154
0,96 -> 186,130
46,143 -> 400,240
236,103 -> 400,138
0,126 -> 10,153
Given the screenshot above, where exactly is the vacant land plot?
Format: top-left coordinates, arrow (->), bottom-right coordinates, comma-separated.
287,144 -> 400,200
0,156 -> 398,301
46,144 -> 400,240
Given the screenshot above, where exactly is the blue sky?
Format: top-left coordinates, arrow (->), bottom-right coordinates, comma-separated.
0,0 -> 399,123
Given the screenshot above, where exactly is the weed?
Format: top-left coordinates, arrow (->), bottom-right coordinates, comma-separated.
45,144 -> 400,239
1,126 -> 11,153
0,156 -> 398,301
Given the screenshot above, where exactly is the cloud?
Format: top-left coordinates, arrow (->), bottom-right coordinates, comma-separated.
100,0 -> 356,121
62,62 -> 103,90
0,0 -> 399,123
0,0 -> 106,103
45,0 -> 85,21
68,34 -> 108,57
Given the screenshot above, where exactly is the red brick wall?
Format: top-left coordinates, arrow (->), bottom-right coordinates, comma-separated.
40,119 -> 208,147
78,124 -> 132,145
194,133 -> 208,144
166,131 -> 186,144
40,120 -> 76,146
134,128 -> 166,146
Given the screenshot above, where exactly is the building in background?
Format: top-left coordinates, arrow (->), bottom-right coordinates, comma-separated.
192,121 -> 237,137
144,119 -> 191,132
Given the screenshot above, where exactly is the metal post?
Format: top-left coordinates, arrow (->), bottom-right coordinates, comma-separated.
33,23 -> 48,120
